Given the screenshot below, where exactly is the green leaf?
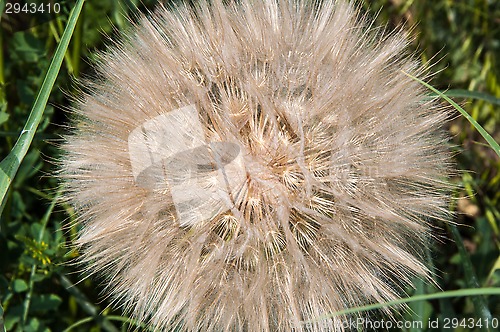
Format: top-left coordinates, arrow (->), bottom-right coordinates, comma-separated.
10,33 -> 45,63
0,0 -> 86,214
24,317 -> 50,332
0,112 -> 8,126
3,314 -> 18,331
12,279 -> 28,293
30,294 -> 63,312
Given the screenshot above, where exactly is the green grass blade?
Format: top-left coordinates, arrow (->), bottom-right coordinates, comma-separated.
407,278 -> 430,332
404,72 -> 500,158
436,89 -> 500,106
448,223 -> 493,330
304,287 -> 500,323
62,315 -> 153,332
59,275 -> 120,332
71,6 -> 84,77
62,317 -> 94,332
0,0 -> 85,212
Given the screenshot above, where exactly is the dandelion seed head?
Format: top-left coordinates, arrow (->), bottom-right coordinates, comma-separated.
61,0 -> 452,331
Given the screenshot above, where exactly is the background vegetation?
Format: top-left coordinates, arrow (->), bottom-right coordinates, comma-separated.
0,0 -> 499,331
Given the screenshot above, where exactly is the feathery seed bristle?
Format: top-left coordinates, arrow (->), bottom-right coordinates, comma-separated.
60,1 -> 452,331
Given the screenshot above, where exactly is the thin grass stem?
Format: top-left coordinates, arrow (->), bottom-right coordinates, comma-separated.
405,72 -> 500,158
0,0 -> 85,212
21,191 -> 61,327
305,287 -> 500,324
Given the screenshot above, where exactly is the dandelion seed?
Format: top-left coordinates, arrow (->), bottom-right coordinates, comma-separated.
60,0 -> 452,331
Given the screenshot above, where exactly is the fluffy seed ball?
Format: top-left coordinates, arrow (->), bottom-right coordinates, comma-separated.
61,0 -> 451,331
